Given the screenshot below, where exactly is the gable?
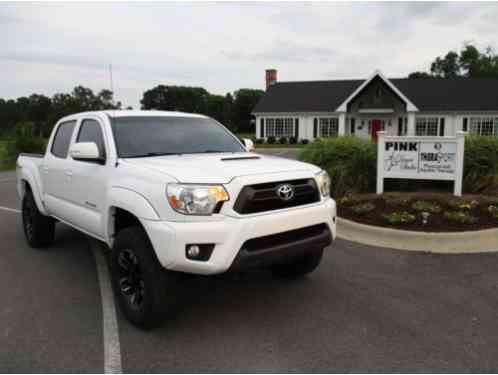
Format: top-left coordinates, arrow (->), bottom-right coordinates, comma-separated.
347,76 -> 407,113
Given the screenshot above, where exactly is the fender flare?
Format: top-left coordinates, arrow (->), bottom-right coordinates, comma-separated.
19,169 -> 48,216
104,186 -> 160,243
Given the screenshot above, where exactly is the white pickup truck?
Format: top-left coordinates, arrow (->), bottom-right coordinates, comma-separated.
17,110 -> 336,328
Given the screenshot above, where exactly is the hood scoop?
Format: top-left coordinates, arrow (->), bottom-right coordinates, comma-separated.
221,155 -> 261,161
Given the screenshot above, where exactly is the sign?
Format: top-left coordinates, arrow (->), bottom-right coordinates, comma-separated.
377,132 -> 466,196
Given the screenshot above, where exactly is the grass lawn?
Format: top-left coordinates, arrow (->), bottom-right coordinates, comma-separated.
234,132 -> 254,140
0,141 -> 15,171
255,143 -> 307,149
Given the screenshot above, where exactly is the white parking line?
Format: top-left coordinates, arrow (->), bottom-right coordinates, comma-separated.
0,205 -> 21,213
90,240 -> 123,374
1,205 -> 123,373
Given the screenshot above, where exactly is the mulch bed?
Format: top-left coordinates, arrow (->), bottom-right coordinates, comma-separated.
337,192 -> 498,232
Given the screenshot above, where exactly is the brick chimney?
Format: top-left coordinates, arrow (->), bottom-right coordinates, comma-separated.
265,69 -> 277,90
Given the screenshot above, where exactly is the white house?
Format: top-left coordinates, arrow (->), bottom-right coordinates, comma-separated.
252,69 -> 498,142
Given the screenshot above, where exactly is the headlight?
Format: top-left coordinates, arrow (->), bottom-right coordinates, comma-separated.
315,170 -> 331,197
167,184 -> 229,215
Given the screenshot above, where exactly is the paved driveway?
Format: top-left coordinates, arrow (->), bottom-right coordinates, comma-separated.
1,170 -> 498,372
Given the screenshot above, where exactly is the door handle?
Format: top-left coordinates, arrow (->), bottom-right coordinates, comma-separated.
64,170 -> 73,177
42,166 -> 49,173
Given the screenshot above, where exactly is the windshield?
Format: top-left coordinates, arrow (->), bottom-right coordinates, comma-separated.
111,116 -> 245,158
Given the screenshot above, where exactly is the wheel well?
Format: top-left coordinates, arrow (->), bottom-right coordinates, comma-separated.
112,207 -> 142,236
21,180 -> 31,196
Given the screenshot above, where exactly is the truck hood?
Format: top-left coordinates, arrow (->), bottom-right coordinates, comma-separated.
121,152 -> 319,184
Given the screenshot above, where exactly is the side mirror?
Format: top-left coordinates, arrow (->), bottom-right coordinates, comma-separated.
243,138 -> 255,152
69,142 -> 103,163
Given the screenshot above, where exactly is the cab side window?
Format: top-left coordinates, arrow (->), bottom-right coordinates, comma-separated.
51,121 -> 77,158
77,119 -> 106,161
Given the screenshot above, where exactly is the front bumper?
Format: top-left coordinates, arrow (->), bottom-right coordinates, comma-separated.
141,198 -> 336,275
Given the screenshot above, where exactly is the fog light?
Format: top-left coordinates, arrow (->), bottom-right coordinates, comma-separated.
186,244 -> 215,261
187,245 -> 200,258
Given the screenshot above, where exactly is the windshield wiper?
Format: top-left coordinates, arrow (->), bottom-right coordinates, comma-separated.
197,150 -> 230,154
124,152 -> 180,158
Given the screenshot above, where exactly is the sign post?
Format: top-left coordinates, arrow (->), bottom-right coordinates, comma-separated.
377,131 -> 466,196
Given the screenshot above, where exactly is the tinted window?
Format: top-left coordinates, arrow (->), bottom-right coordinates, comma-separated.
77,119 -> 106,158
51,121 -> 76,158
111,116 -> 245,158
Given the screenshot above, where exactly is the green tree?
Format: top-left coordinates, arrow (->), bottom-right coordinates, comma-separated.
141,85 -> 210,113
410,44 -> 498,78
232,89 -> 264,133
408,71 -> 432,79
27,94 -> 52,137
430,51 -> 460,78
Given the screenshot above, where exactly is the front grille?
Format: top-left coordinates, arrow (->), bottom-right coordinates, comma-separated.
242,224 -> 329,253
233,178 -> 320,214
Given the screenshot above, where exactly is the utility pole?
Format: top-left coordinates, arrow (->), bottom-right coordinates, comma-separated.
109,64 -> 115,106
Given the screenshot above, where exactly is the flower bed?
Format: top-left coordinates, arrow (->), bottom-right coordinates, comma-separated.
338,192 -> 498,232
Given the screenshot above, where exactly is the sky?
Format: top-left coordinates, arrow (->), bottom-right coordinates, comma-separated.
1,2 -> 498,108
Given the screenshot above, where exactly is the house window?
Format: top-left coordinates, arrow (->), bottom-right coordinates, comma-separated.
470,117 -> 498,136
265,118 -> 294,138
319,118 -> 339,137
415,117 -> 439,136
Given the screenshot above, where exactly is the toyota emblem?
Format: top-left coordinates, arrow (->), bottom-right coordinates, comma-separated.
276,184 -> 294,201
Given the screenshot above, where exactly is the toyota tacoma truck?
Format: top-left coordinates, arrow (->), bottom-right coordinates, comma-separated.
17,110 -> 336,328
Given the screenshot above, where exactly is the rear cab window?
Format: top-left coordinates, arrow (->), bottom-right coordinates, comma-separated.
50,120 -> 76,158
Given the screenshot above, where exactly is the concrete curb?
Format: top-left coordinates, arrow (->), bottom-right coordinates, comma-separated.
337,217 -> 498,254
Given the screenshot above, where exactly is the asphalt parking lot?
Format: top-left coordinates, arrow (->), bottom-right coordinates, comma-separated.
2,161 -> 498,372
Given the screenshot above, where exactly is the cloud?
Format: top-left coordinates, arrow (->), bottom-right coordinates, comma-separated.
222,40 -> 337,64
0,2 -> 497,108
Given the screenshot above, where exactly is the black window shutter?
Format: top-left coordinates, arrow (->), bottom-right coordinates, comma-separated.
351,118 -> 355,134
398,117 -> 403,136
260,118 -> 264,138
295,118 -> 299,139
439,118 -> 445,136
463,118 -> 468,132
313,118 -> 318,138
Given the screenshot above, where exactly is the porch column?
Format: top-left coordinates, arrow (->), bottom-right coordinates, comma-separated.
407,112 -> 416,136
338,113 -> 346,136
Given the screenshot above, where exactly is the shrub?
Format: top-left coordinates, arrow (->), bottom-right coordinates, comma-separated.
338,195 -> 354,206
463,135 -> 498,193
447,198 -> 479,211
488,205 -> 498,220
383,211 -> 416,225
266,136 -> 276,144
5,122 -> 46,163
278,137 -> 288,144
350,202 -> 375,215
383,193 -> 410,207
300,139 -> 310,145
411,200 -> 442,214
289,137 -> 297,145
299,136 -> 377,197
255,138 -> 264,145
443,211 -> 478,224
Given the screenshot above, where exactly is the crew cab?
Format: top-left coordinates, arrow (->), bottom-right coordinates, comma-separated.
17,110 -> 336,328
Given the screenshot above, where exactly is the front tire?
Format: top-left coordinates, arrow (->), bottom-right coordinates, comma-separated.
110,226 -> 177,329
271,248 -> 324,278
22,189 -> 55,248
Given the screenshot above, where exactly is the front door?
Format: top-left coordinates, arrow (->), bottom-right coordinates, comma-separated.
371,119 -> 382,142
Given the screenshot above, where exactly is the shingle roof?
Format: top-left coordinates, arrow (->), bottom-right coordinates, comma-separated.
253,77 -> 498,113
